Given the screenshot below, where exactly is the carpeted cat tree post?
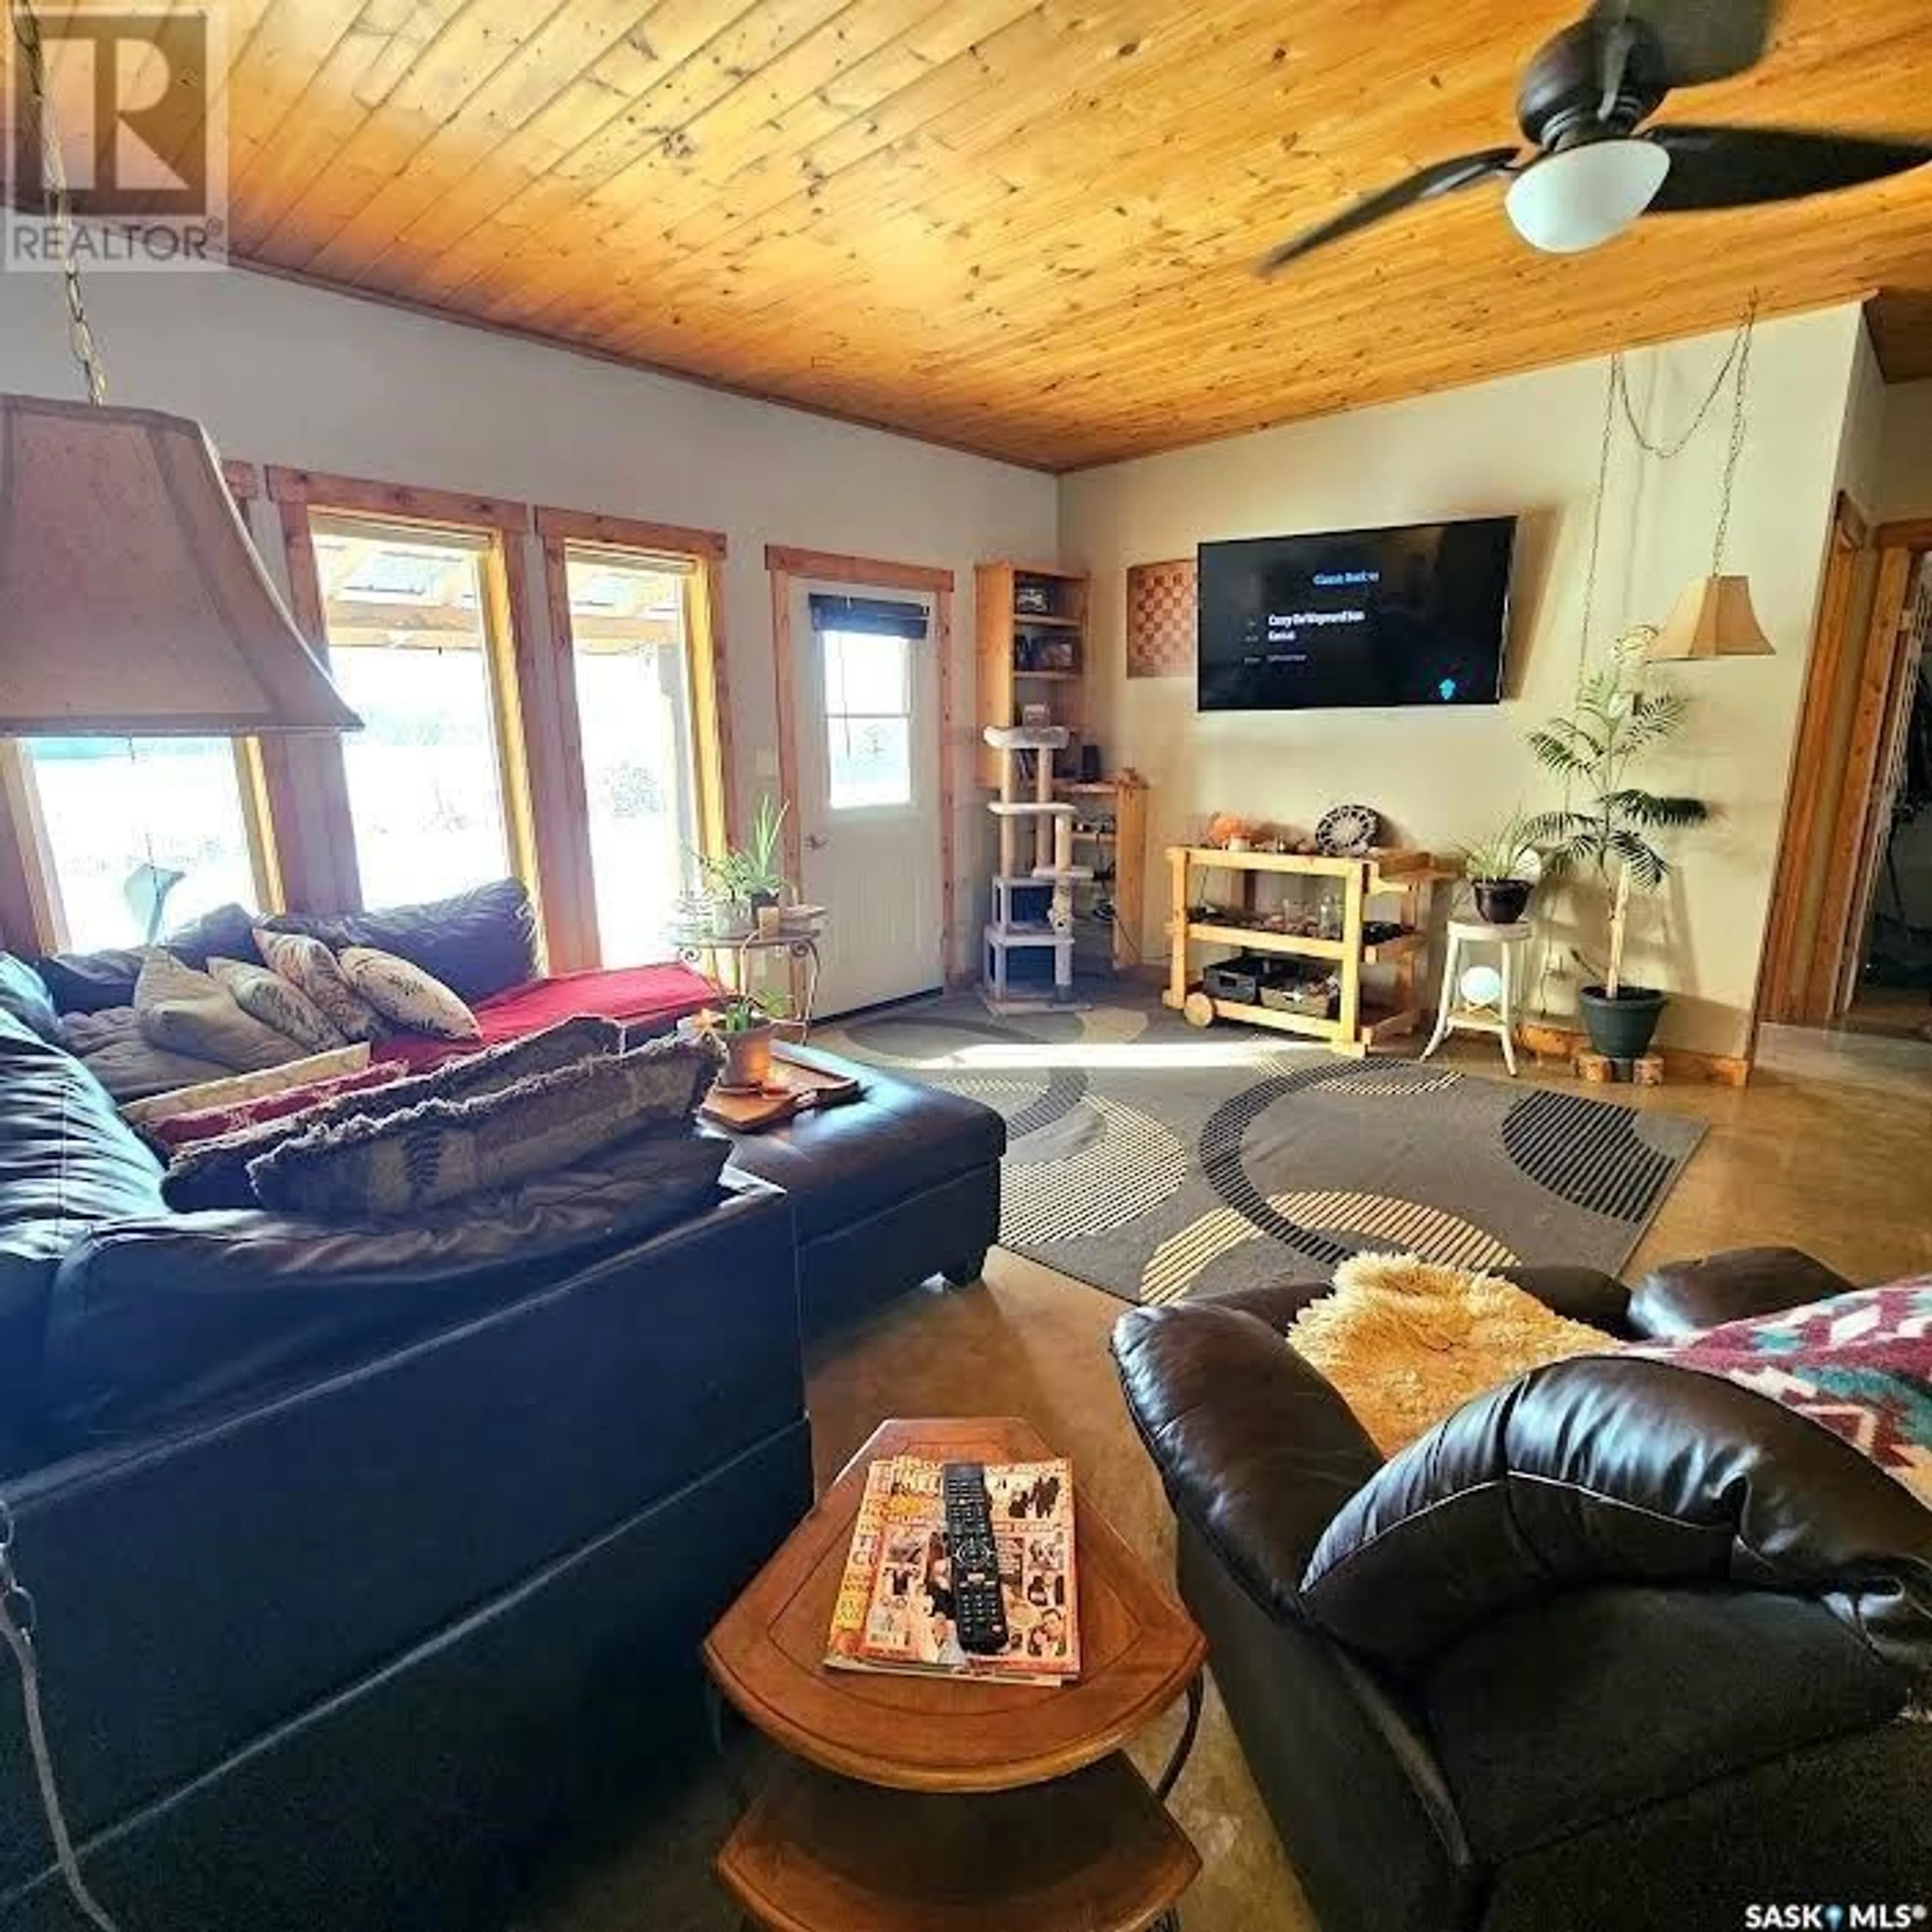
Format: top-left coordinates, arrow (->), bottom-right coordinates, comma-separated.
981,724 -> 1090,1013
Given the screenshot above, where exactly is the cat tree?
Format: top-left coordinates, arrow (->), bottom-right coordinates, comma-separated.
981,724 -> 1091,1012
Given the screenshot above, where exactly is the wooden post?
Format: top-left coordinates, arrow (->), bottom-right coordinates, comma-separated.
997,739 -> 1018,879
1033,741 -> 1054,872
1335,861 -> 1366,1053
1112,776 -> 1148,971
1166,846 -> 1190,1009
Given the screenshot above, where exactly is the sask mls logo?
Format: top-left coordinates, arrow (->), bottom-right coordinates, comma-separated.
5,7 -> 228,269
1746,1907 -> 1929,1929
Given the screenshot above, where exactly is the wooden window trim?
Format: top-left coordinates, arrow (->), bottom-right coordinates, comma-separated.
1803,538 -> 1928,1022
765,547 -> 957,980
0,741 -> 65,954
275,484 -> 544,924
764,545 -> 953,596
535,515 -> 732,970
267,465 -> 530,535
1753,492 -> 1870,1028
537,506 -> 725,562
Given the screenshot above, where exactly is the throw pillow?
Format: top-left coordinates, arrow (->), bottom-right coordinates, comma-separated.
249,1035 -> 714,1218
207,955 -> 348,1056
57,1006 -> 235,1101
259,878 -> 538,1006
160,1014 -> 626,1211
254,928 -> 383,1042
337,945 -> 480,1042
32,902 -> 263,1014
121,1043 -> 375,1133
133,950 -> 308,1074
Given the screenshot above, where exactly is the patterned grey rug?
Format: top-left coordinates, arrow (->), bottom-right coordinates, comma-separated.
814,994 -> 1706,1305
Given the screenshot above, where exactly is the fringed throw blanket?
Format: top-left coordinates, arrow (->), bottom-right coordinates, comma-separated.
1629,1279 -> 1932,1509
1285,1253 -> 1604,1456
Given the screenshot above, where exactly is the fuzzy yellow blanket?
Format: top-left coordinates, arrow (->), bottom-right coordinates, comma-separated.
1286,1253 -> 1605,1456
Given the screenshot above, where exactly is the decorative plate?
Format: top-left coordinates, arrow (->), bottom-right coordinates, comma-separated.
1315,803 -> 1380,856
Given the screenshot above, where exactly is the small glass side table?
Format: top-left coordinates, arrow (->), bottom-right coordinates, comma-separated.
673,920 -> 825,1037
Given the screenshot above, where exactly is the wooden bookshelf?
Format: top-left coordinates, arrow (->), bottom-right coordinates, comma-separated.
975,561 -> 1090,787
975,561 -> 1149,976
1163,845 -> 1452,1058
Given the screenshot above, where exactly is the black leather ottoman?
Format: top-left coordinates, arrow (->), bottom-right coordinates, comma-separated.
719,1045 -> 1005,1335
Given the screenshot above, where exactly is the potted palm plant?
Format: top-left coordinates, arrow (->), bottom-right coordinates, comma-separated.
1524,629 -> 1711,1061
1459,809 -> 1542,925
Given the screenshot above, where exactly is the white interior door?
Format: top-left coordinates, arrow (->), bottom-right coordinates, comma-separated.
792,584 -> 944,1016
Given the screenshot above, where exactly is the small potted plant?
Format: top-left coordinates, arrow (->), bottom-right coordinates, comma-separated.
1459,810 -> 1541,925
692,795 -> 791,935
1524,628 -> 1711,1061
704,989 -> 794,1089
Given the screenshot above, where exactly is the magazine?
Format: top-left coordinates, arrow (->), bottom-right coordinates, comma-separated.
826,1456 -> 1079,1685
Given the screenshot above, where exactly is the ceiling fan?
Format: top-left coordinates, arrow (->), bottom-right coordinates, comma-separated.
1259,0 -> 1932,271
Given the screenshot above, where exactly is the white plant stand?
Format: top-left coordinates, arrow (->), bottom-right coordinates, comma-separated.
981,724 -> 1090,1013
1421,918 -> 1533,1077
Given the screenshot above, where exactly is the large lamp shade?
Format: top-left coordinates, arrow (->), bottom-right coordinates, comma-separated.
1648,574 -> 1775,661
0,392 -> 360,735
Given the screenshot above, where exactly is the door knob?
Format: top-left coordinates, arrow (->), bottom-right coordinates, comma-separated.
806,832 -> 829,850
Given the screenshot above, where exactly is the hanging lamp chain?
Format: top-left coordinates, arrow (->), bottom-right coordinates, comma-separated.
10,0 -> 108,405
1710,297 -> 1757,575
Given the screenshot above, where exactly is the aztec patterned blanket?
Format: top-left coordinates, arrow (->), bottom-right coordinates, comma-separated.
1631,1279 -> 1932,1510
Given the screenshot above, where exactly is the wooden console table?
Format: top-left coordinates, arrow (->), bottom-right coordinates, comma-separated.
1164,845 -> 1452,1058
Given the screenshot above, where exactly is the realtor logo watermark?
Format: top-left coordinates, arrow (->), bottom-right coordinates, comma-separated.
5,8 -> 227,269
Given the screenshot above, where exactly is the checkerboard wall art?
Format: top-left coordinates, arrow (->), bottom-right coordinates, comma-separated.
1126,558 -> 1196,679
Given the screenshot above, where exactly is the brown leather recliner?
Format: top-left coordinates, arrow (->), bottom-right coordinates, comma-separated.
1113,1248 -> 1932,1932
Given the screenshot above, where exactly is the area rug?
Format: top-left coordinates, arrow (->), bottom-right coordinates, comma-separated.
812,994 -> 1706,1306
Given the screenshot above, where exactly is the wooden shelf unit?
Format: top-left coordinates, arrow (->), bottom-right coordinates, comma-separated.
976,561 -> 1149,976
975,562 -> 1090,788
1163,845 -> 1451,1059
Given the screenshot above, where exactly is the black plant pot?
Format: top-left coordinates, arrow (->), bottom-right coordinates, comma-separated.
1471,878 -> 1533,925
1578,985 -> 1667,1060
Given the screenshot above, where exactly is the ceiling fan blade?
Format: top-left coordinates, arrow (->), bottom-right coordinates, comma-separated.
1646,125 -> 1932,211
1257,149 -> 1520,275
1592,0 -> 1777,88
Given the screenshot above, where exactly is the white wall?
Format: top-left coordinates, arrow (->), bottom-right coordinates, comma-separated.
0,266 -> 1057,976
1060,305 -> 1868,1058
1877,377 -> 1932,520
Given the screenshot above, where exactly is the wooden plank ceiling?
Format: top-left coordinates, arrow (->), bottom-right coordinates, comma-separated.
30,0 -> 1932,468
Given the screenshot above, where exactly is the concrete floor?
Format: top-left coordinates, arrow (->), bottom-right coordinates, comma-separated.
521,1032 -> 1932,1932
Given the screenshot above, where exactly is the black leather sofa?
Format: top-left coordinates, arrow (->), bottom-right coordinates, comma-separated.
1114,1253 -> 1932,1932
0,1005 -> 814,1930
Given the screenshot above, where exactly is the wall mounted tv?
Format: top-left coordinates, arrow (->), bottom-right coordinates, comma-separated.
1196,516 -> 1517,712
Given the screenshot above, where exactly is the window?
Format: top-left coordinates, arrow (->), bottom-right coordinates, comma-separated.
559,543 -> 705,965
821,628 -> 916,811
23,737 -> 265,949
311,515 -> 524,908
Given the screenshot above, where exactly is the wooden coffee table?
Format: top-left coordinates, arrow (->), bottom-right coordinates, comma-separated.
703,1417 -> 1206,1932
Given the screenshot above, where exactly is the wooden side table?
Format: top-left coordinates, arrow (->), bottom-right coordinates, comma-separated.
704,1417 -> 1206,1932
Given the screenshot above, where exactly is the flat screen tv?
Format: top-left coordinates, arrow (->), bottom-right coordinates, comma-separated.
1196,516 -> 1517,712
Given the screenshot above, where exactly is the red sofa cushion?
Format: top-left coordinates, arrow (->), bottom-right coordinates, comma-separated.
374,962 -> 717,1072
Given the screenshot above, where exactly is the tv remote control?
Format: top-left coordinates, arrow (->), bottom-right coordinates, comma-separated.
940,1462 -> 1009,1656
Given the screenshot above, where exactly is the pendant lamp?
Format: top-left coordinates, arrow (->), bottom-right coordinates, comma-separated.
0,2 -> 359,738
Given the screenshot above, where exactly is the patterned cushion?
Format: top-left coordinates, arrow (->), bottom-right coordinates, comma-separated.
160,1014 -> 626,1211
337,945 -> 480,1042
249,1035 -> 714,1217
122,1045 -> 379,1136
207,955 -> 347,1055
133,950 -> 306,1074
255,928 -> 383,1042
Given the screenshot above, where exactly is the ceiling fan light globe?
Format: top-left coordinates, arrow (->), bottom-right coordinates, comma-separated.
1504,139 -> 1671,253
